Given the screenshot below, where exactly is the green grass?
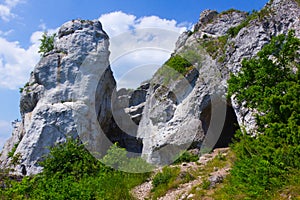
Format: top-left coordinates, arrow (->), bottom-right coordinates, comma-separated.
155,54 -> 194,85
227,7 -> 273,37
220,8 -> 243,16
151,166 -> 181,199
202,35 -> 229,61
187,150 -> 235,199
150,166 -> 196,200
173,151 -> 199,164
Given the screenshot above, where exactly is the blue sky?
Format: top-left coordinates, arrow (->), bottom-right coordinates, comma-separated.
0,0 -> 269,149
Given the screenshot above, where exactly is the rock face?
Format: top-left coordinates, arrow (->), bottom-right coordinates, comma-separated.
0,20 -> 115,175
138,0 -> 300,164
1,0 -> 299,173
193,9 -> 248,37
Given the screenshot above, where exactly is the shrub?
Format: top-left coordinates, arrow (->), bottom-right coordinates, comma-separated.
155,54 -> 194,85
152,167 -> 179,188
173,151 -> 199,164
38,32 -> 56,56
164,55 -> 192,75
0,138 -> 151,199
7,142 -> 19,158
40,137 -> 100,179
223,30 -> 300,199
227,7 -> 272,37
151,166 -> 181,199
101,143 -> 154,173
202,35 -> 228,60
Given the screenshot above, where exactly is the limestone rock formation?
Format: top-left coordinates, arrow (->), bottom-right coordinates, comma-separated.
0,19 -> 115,175
1,0 -> 299,174
138,0 -> 300,164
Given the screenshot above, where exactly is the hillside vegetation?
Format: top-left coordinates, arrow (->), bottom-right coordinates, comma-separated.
214,30 -> 300,199
0,139 -> 151,199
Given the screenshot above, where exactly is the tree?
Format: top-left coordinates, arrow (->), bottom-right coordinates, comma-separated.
38,32 -> 56,56
40,138 -> 100,179
224,30 -> 300,199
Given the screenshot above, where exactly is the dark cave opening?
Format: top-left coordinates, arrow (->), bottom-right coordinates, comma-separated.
215,104 -> 239,148
200,101 -> 239,149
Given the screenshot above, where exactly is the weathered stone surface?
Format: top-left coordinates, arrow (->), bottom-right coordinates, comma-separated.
1,0 -> 299,174
138,0 -> 300,164
194,9 -> 248,37
194,10 -> 219,32
0,19 -> 115,175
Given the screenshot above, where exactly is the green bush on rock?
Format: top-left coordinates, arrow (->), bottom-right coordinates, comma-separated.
38,32 -> 56,56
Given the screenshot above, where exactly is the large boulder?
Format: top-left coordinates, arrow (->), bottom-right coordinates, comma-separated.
0,19 -> 115,175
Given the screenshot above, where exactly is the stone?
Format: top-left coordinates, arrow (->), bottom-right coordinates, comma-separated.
137,0 -> 300,164
208,173 -> 224,188
0,19 -> 115,175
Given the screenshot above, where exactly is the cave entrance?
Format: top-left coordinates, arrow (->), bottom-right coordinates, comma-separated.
200,101 -> 239,149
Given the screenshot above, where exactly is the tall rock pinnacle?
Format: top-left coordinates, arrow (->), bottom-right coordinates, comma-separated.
0,19 -> 116,175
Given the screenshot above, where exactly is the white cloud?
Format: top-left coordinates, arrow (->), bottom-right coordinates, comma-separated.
0,0 -> 23,21
0,11 -> 189,90
99,12 -> 137,37
0,31 -> 42,89
99,11 -> 189,89
0,120 -> 12,150
0,25 -> 58,90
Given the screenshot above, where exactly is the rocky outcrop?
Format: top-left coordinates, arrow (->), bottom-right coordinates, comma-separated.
107,83 -> 150,155
0,20 -> 115,175
125,83 -> 150,125
1,0 -> 299,174
194,9 -> 248,37
138,0 -> 300,164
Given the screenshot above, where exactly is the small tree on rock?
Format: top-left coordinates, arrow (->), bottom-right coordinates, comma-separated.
38,32 -> 56,56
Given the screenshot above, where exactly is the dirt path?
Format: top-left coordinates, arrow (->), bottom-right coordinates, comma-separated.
131,148 -> 230,200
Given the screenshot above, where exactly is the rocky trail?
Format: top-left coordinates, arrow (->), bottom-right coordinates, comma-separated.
131,148 -> 231,200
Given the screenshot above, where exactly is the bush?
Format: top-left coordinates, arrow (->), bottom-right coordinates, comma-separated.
164,55 -> 192,75
40,137 -> 100,179
155,54 -> 194,85
0,138 -> 151,199
222,30 -> 300,199
151,166 -> 181,199
101,143 -> 154,173
7,142 -> 19,158
173,151 -> 199,164
227,7 -> 272,37
152,167 -> 179,188
38,32 -> 56,56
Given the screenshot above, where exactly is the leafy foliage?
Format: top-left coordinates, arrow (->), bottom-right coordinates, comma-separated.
155,54 -> 194,85
152,167 -> 179,188
40,138 -> 100,179
38,32 -> 56,56
164,55 -> 193,74
202,35 -> 229,61
222,30 -> 300,199
0,138 -> 151,199
101,143 -> 154,173
7,142 -> 19,158
151,166 -> 181,199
